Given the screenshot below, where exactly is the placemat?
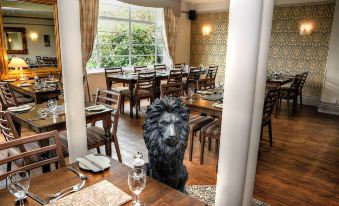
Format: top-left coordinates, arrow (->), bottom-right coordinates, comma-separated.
203,93 -> 223,101
47,180 -> 132,206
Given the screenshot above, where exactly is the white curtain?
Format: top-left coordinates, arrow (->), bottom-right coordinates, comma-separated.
162,8 -> 177,66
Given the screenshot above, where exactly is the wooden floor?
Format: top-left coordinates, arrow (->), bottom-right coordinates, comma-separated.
1,101 -> 338,205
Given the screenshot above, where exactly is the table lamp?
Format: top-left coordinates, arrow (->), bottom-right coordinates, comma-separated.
8,57 -> 29,80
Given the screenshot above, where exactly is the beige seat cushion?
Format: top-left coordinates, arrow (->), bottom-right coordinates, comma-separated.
59,126 -> 107,157
189,115 -> 214,133
7,142 -> 41,167
111,86 -> 129,93
201,120 -> 221,137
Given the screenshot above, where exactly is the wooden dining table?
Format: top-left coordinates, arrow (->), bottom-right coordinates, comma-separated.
0,159 -> 205,206
9,100 -> 117,171
8,80 -> 62,104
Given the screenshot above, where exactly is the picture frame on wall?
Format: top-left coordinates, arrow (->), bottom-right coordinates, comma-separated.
44,35 -> 50,47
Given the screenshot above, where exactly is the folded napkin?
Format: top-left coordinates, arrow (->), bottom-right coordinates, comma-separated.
212,103 -> 223,109
197,90 -> 212,95
19,83 -> 32,87
47,180 -> 132,206
85,105 -> 106,112
8,104 -> 31,112
77,154 -> 111,172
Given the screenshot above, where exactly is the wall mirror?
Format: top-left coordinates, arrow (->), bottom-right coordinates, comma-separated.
0,0 -> 61,78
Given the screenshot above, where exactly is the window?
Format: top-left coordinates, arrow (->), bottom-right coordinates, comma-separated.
87,0 -> 165,69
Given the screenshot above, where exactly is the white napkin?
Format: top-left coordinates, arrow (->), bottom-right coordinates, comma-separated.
77,154 -> 111,172
19,83 -> 31,87
8,104 -> 31,112
85,105 -> 106,112
212,103 -> 223,108
197,90 -> 212,95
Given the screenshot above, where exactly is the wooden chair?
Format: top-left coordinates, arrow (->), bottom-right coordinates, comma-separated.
0,130 -> 65,180
199,66 -> 218,90
277,75 -> 301,117
160,70 -> 184,98
134,72 -> 156,118
134,66 -> 148,73
175,63 -> 185,69
200,119 -> 221,165
187,94 -> 214,161
261,88 -> 279,146
154,64 -> 167,72
185,67 -> 201,94
0,82 -> 33,110
60,89 -> 122,162
296,72 -> 308,111
104,68 -> 129,113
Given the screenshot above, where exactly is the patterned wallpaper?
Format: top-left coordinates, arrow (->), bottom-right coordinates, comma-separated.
190,3 -> 336,97
190,12 -> 228,83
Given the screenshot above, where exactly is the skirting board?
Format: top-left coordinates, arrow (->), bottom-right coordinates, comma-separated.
281,96 -> 320,106
318,102 -> 339,115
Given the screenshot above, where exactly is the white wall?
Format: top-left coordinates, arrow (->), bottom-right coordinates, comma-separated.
4,18 -> 57,62
175,3 -> 191,64
321,0 -> 339,104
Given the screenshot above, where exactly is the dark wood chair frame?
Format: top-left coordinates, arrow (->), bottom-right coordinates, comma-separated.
154,64 -> 167,72
0,130 -> 65,180
199,66 -> 218,90
0,82 -> 18,109
185,67 -> 201,94
134,72 -> 156,118
277,75 -> 301,117
134,66 -> 148,73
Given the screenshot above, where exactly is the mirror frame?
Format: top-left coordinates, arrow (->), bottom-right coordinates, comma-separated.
4,27 -> 28,54
0,0 -> 61,79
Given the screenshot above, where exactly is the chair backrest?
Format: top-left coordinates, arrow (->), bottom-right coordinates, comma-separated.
95,89 -> 122,133
200,66 -> 218,90
0,130 -> 65,180
187,67 -> 201,83
104,67 -> 123,89
263,88 -> 279,120
134,66 -> 148,73
161,82 -> 183,98
0,82 -> 18,109
175,63 -> 185,69
206,66 -> 218,80
167,69 -> 183,84
154,64 -> 167,72
290,74 -> 302,91
136,72 -> 156,94
0,111 -> 20,142
298,72 -> 308,93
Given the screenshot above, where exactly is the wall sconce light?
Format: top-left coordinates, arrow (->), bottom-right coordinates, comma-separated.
202,26 -> 211,35
30,32 -> 38,41
299,20 -> 315,35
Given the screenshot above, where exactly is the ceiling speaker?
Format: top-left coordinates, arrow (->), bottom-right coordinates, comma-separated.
188,10 -> 196,20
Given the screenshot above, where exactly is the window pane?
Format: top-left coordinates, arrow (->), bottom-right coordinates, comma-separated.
156,56 -> 163,64
100,56 -> 129,67
131,23 -> 155,44
98,19 -> 128,33
131,8 -> 156,22
98,43 -> 129,56
98,32 -> 128,45
132,56 -> 155,66
132,45 -> 155,55
99,3 -> 129,19
156,45 -> 163,55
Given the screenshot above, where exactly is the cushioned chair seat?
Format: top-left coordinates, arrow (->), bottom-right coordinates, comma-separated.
59,126 -> 108,157
201,120 -> 221,137
134,89 -> 153,98
13,91 -> 34,104
111,86 -> 129,93
189,114 -> 214,132
280,88 -> 296,99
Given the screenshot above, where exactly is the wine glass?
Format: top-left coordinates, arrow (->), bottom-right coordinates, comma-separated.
48,99 -> 58,118
188,87 -> 194,103
40,79 -> 47,90
7,171 -> 30,206
48,74 -> 54,81
128,168 -> 146,206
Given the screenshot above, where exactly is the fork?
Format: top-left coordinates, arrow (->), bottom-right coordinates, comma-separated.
52,180 -> 86,201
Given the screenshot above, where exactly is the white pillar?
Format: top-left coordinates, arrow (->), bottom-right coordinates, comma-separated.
58,0 -> 87,162
242,0 -> 274,205
215,0 -> 264,205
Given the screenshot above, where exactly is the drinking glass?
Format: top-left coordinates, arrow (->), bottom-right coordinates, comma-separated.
128,169 -> 146,206
48,74 -> 54,81
37,108 -> 48,119
188,88 -> 194,103
7,171 -> 30,206
48,99 -> 58,118
41,79 -> 47,90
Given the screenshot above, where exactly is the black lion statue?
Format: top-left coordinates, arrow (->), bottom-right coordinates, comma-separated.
143,97 -> 190,193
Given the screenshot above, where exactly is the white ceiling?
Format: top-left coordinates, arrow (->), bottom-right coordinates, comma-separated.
183,0 -> 334,5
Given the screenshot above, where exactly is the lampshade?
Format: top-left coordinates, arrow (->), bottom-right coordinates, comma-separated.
8,57 -> 28,69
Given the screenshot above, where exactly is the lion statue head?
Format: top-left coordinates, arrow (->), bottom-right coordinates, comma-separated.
143,97 -> 190,161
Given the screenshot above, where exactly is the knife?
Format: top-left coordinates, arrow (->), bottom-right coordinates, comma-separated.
82,156 -> 104,172
15,183 -> 48,205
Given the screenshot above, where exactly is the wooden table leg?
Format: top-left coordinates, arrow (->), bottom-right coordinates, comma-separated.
129,83 -> 134,118
39,128 -> 51,173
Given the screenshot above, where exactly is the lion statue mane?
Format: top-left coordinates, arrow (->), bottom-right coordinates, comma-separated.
143,97 -> 190,193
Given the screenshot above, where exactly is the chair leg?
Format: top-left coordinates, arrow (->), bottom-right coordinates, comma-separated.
299,94 -> 303,112
189,131 -> 194,161
121,96 -> 125,114
215,139 -> 219,155
208,137 -> 212,151
112,134 -> 122,163
268,121 -> 273,146
200,133 -> 206,165
260,126 -> 263,139
287,99 -> 290,117
135,98 -> 139,119
96,147 -> 101,154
